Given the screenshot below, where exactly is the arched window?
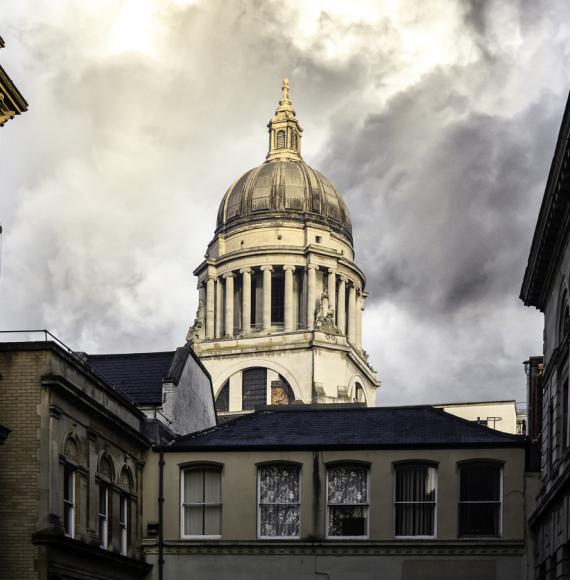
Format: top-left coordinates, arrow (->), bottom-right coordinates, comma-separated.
326,464 -> 369,538
215,381 -> 229,413
458,461 -> 502,536
181,465 -> 222,538
276,130 -> 286,149
97,454 -> 114,549
63,435 -> 81,463
62,435 -> 81,539
119,466 -> 134,556
394,463 -> 437,538
257,463 -> 300,538
291,132 -> 297,150
354,383 -> 365,403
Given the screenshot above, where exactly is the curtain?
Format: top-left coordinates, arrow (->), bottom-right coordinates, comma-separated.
394,465 -> 436,536
183,469 -> 222,536
259,465 -> 300,537
327,466 -> 368,536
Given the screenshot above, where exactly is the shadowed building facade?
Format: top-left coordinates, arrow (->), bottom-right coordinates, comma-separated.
187,80 -> 379,415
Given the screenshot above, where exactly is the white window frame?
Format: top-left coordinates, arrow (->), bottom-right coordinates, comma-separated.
325,464 -> 370,540
393,463 -> 437,539
98,485 -> 109,549
120,494 -> 128,555
180,467 -> 222,539
63,467 -> 75,539
257,464 -> 301,540
458,462 -> 503,538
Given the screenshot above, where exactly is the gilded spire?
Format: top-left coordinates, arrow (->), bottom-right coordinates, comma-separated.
266,78 -> 303,162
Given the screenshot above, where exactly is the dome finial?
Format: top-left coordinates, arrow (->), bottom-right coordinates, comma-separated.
266,77 -> 303,162
282,78 -> 290,102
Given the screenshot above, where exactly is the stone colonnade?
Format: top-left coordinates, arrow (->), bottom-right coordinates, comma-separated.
201,265 -> 364,345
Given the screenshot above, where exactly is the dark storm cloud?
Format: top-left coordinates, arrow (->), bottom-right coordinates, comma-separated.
1,0 -> 569,405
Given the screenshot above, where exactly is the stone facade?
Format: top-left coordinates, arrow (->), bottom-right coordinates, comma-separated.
521,90 -> 570,578
189,80 -> 378,414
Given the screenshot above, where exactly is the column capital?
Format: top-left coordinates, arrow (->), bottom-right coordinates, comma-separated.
339,275 -> 349,283
283,265 -> 296,272
239,267 -> 252,274
327,267 -> 337,275
223,271 -> 235,279
207,275 -> 217,282
306,264 -> 319,271
260,265 -> 274,272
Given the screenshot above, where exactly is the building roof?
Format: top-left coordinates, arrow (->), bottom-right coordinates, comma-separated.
168,405 -> 525,451
520,90 -> 570,310
88,351 -> 175,405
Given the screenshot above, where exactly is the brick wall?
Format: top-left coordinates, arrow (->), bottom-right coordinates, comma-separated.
0,349 -> 47,580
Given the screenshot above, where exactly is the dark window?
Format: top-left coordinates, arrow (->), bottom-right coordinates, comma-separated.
120,495 -> 129,555
63,466 -> 75,538
562,379 -> 568,448
276,130 -> 286,148
458,462 -> 501,536
98,485 -> 109,548
394,464 -> 436,537
271,271 -> 284,324
549,399 -> 554,472
251,273 -> 258,329
216,381 -> 229,412
243,368 -> 267,410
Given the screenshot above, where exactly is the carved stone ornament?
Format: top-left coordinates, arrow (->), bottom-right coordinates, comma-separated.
186,299 -> 206,343
315,289 -> 339,335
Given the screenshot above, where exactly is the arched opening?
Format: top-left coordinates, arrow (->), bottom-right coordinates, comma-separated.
215,381 -> 229,412
276,130 -> 286,149
354,382 -> 365,404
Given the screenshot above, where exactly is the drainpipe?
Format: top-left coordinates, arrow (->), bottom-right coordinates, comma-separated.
158,447 -> 165,580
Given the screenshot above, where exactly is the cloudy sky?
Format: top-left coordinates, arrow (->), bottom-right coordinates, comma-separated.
1,0 -> 569,406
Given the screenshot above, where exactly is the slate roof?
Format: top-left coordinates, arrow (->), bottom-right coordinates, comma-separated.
168,405 -> 525,451
87,351 -> 175,405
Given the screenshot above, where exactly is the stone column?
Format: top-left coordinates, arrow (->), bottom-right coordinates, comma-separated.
307,264 -> 318,330
240,268 -> 252,334
327,269 -> 336,315
206,276 -> 215,339
355,292 -> 364,350
224,272 -> 234,337
215,277 -> 223,338
284,265 -> 295,332
348,283 -> 357,343
261,265 -> 273,331
337,276 -> 347,334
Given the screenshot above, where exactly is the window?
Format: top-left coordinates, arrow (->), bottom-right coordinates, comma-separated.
326,465 -> 369,538
271,271 -> 285,324
216,381 -> 229,412
181,467 -> 222,538
258,464 -> 300,538
458,462 -> 501,536
98,485 -> 109,548
354,383 -> 365,403
120,494 -> 129,555
394,464 -> 436,537
63,466 -> 75,538
242,368 -> 267,410
563,380 -> 569,450
276,130 -> 286,148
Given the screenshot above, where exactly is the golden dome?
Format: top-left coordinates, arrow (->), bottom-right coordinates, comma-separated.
215,80 -> 353,244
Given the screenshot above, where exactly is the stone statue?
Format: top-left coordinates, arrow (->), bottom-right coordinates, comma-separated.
315,289 -> 338,335
186,299 -> 206,343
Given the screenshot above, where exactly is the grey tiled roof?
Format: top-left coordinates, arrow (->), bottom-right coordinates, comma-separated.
88,351 -> 175,405
169,405 -> 525,451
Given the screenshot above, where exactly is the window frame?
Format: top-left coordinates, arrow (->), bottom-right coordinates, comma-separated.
63,465 -> 76,539
257,462 -> 302,540
457,461 -> 503,538
393,462 -> 437,539
325,463 -> 370,540
120,494 -> 129,556
180,465 -> 223,540
98,484 -> 109,549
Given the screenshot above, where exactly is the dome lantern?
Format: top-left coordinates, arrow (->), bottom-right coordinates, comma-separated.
266,78 -> 303,162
